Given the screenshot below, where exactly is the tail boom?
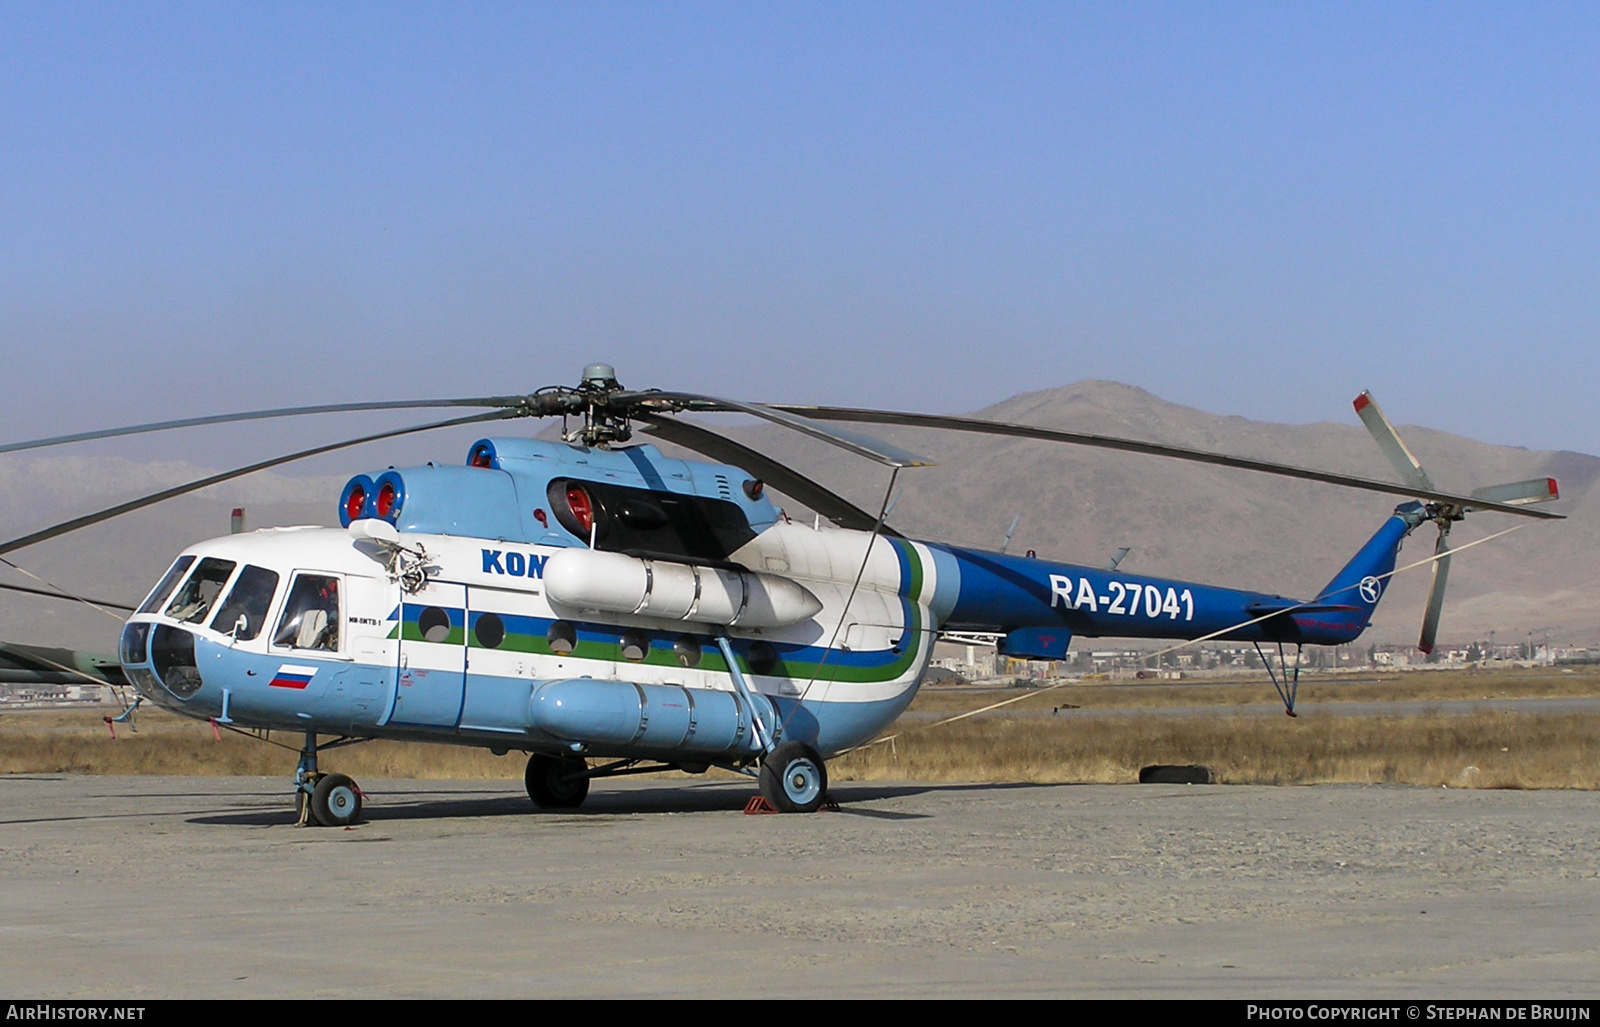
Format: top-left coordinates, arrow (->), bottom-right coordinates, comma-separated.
927,510 -> 1416,650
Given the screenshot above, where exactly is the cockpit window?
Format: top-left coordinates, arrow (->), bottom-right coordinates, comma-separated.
272,574 -> 340,651
163,558 -> 237,624
209,565 -> 280,641
137,555 -> 196,615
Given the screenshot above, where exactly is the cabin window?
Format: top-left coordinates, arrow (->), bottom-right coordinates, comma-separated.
620,629 -> 649,662
272,574 -> 341,651
209,565 -> 280,641
673,635 -> 701,668
137,555 -> 196,615
547,620 -> 576,654
417,606 -> 452,643
472,612 -> 505,649
746,640 -> 779,676
163,558 -> 237,624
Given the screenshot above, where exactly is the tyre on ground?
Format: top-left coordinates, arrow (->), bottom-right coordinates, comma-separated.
759,741 -> 828,813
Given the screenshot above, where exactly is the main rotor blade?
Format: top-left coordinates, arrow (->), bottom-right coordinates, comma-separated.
1352,391 -> 1436,492
0,410 -> 515,557
634,414 -> 901,537
0,581 -> 136,611
771,405 -> 1563,520
1417,530 -> 1452,655
0,396 -> 525,456
633,393 -> 933,469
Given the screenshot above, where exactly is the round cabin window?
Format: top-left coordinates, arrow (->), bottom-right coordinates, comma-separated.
747,640 -> 778,676
547,620 -> 577,655
418,606 -> 452,643
673,635 -> 702,668
474,612 -> 505,650
620,630 -> 650,662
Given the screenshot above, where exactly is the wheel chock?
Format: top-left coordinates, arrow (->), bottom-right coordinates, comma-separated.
744,794 -> 842,814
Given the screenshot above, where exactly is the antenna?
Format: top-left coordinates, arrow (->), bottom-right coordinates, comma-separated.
1105,546 -> 1131,572
998,514 -> 1021,555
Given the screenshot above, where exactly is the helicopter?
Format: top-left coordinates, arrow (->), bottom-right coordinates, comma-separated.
0,364 -> 1562,825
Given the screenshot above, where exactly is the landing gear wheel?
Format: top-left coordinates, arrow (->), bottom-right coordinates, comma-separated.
525,753 -> 590,809
311,773 -> 362,827
759,742 -> 828,813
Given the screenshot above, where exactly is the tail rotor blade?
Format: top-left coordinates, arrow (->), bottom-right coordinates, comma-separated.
1353,391 -> 1436,492
1417,530 -> 1452,654
1470,477 -> 1560,508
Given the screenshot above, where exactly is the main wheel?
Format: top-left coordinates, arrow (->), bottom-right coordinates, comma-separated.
311,773 -> 362,827
759,742 -> 828,813
525,753 -> 590,809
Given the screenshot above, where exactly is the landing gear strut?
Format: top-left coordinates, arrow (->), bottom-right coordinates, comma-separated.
294,730 -> 365,827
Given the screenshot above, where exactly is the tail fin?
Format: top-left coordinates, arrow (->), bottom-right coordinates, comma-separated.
1306,504 -> 1424,642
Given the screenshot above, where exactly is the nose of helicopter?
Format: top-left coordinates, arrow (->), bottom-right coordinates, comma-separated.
119,619 -> 205,703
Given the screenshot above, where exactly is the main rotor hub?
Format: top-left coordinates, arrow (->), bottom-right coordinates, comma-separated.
572,362 -> 631,447
580,363 -> 621,392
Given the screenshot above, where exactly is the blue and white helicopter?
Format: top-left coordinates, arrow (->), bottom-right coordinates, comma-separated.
0,366 -> 1561,824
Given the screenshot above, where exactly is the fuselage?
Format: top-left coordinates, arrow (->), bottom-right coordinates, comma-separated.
119,520 -> 942,762
118,437 -> 1415,765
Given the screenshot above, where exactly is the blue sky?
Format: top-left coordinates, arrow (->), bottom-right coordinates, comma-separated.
3,2 -> 1597,471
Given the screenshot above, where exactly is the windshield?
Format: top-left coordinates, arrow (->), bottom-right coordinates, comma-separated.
209,565 -> 280,641
137,555 -> 196,615
163,558 -> 237,624
272,574 -> 340,651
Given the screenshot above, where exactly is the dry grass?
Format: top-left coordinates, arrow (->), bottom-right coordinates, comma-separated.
0,709 -> 520,780
4,666 -> 1599,789
909,664 -> 1600,713
833,710 -> 1600,789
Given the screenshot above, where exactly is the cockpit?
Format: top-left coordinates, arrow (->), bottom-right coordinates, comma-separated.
134,555 -> 339,652
121,539 -> 350,704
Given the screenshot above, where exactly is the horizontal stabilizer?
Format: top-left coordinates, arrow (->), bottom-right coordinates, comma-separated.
1470,477 -> 1560,507
997,627 -> 1072,661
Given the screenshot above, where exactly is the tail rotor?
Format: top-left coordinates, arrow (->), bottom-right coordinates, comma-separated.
1354,390 -> 1558,654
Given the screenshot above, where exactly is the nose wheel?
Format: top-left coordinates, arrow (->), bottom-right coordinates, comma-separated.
310,773 -> 363,826
293,731 -> 365,827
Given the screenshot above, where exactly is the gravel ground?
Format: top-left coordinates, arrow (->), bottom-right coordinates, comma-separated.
1,774 -> 1597,998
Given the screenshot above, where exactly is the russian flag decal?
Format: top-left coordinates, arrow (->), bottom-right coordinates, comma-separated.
268,664 -> 318,690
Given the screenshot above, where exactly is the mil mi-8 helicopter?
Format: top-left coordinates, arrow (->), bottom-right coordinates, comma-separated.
0,365 -> 1561,825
